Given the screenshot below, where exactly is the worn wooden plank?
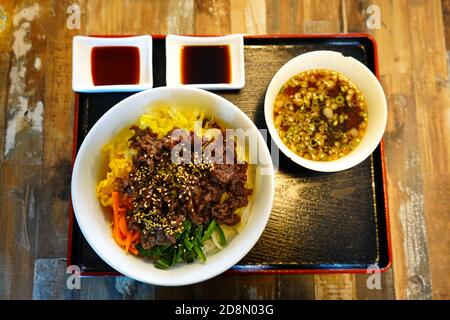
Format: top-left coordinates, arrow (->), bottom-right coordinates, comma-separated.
354,269 -> 395,300
71,276 -> 155,300
32,258 -> 74,299
85,0 -> 161,35
342,0 -> 366,33
346,0 -> 413,75
314,274 -> 356,300
0,0 -> 47,299
277,275 -> 315,299
154,273 -> 279,299
230,0 -> 266,34
0,52 -> 9,168
377,0 -> 413,75
154,284 -> 197,300
381,74 -> 432,300
155,274 -> 278,300
34,261 -> 155,300
442,0 -> 450,51
0,1 -> 14,52
159,0 -> 195,35
265,0 -> 298,34
0,0 -> 14,161
344,0 -> 445,300
197,275 -> 277,299
37,0 -> 85,259
301,0 -> 342,33
407,0 -> 450,300
195,0 -> 231,35
0,164 -> 42,299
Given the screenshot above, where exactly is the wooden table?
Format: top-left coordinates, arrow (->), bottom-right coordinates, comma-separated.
0,0 -> 448,300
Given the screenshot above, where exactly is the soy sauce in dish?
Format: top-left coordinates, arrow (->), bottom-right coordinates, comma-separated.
180,45 -> 231,84
91,46 -> 140,85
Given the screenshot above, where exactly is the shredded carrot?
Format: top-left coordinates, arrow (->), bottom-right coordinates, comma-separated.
112,191 -> 120,227
130,231 -> 140,242
129,246 -> 139,255
113,223 -> 127,247
125,233 -> 132,252
111,191 -> 141,255
118,214 -> 129,237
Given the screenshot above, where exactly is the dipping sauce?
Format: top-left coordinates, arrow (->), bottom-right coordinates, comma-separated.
91,46 -> 140,85
274,69 -> 368,161
180,45 -> 231,84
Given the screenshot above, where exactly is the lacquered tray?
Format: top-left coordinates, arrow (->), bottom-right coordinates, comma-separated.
68,35 -> 391,275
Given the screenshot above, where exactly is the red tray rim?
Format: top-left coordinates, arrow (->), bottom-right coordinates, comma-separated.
67,33 -> 392,276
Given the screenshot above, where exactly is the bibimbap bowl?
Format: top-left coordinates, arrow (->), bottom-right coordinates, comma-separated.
71,86 -> 275,286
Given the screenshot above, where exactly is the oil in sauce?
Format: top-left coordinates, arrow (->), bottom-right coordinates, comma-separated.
91,46 -> 140,85
180,45 -> 231,84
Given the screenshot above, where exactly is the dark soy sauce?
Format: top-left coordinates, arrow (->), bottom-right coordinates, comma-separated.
91,46 -> 140,85
180,45 -> 231,84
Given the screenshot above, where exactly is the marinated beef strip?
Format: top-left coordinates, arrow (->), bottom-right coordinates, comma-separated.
118,123 -> 252,250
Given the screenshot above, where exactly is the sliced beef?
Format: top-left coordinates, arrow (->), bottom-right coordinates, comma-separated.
119,122 -> 253,248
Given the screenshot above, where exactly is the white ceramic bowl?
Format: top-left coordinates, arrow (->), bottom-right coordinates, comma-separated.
71,87 -> 274,286
165,34 -> 245,90
72,35 -> 153,92
264,50 -> 387,172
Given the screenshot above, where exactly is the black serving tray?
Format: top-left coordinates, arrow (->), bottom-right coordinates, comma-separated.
68,35 -> 391,274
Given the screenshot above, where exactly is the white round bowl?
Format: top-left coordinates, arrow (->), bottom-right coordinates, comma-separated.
264,50 -> 387,172
71,86 -> 274,286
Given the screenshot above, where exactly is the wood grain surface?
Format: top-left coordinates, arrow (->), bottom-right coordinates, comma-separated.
0,0 -> 448,300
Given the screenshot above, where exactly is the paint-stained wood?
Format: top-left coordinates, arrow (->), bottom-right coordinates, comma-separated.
0,0 -> 449,300
0,0 -> 44,299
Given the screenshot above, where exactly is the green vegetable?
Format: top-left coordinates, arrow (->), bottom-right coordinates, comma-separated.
172,247 -> 182,266
155,257 -> 171,269
202,219 -> 217,242
193,242 -> 206,263
215,224 -> 227,247
183,236 -> 194,250
195,225 -> 204,245
135,218 -> 230,269
335,95 -> 345,104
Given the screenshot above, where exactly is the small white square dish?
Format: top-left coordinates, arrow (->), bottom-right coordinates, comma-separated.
72,35 -> 153,93
165,34 -> 245,90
